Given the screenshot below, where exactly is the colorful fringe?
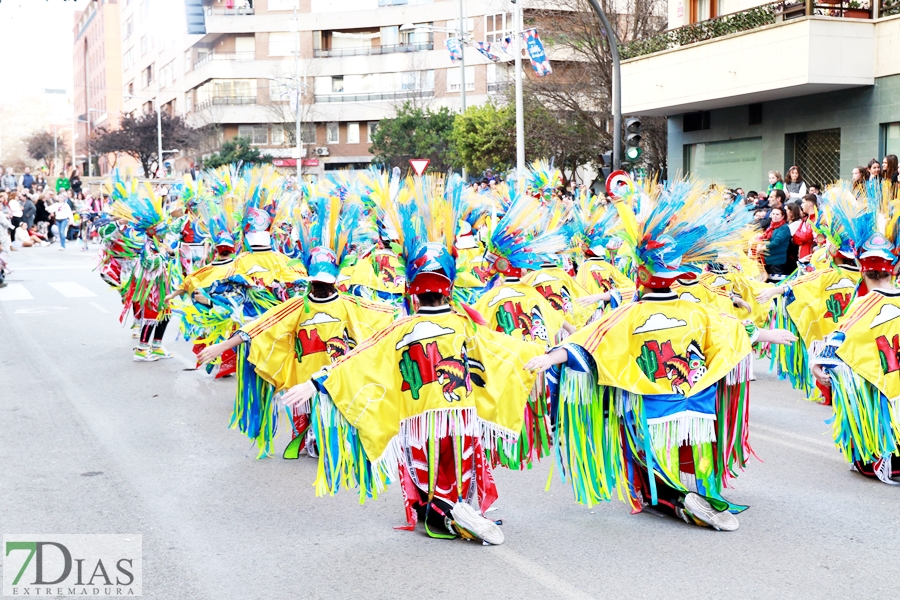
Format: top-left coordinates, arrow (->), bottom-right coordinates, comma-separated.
768,295 -> 818,400
230,344 -> 281,458
489,373 -> 552,470
829,364 -> 900,464
718,355 -> 756,483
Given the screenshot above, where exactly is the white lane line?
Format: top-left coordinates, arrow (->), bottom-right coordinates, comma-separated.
493,546 -> 597,600
48,282 -> 98,298
0,283 -> 34,301
15,265 -> 94,271
752,432 -> 844,462
753,423 -> 835,449
90,302 -> 111,314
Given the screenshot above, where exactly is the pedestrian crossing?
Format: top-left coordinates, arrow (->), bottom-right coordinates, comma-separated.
0,281 -> 99,302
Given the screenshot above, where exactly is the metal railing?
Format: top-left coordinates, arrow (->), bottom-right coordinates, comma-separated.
378,0 -> 432,6
883,0 -> 900,14
621,0 -> 873,60
314,89 -> 435,103
193,51 -> 256,70
206,6 -> 255,16
194,96 -> 257,110
313,41 -> 434,57
487,81 -> 511,92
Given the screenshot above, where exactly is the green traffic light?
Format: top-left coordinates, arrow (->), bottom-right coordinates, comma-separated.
625,146 -> 642,160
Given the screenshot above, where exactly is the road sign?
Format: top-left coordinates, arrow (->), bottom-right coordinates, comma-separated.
409,159 -> 430,176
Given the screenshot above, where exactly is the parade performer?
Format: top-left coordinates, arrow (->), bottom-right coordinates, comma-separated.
756,183 -> 867,402
109,180 -> 175,362
280,174 -> 545,545
811,189 -> 900,483
198,192 -> 396,458
525,178 -> 796,532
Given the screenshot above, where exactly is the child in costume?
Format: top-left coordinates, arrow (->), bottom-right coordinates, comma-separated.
108,180 -> 176,362
525,177 -> 796,532
198,192 -> 396,459
811,188 -> 900,483
280,174 -> 545,545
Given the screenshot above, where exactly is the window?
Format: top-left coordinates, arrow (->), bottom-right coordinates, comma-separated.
685,138 -> 762,191
346,122 -> 360,144
381,25 -> 399,46
682,111 -> 710,132
749,103 -> 762,126
123,47 -> 135,70
142,64 -> 154,88
124,16 -> 133,39
185,91 -> 193,113
326,122 -> 339,144
269,0 -> 299,8
331,77 -> 344,93
160,60 -> 175,89
271,127 -> 285,145
446,66 -> 474,92
300,123 -> 316,144
238,125 -> 269,145
269,32 -> 296,56
367,122 -> 377,143
484,13 -> 512,43
884,123 -> 900,157
127,80 -> 135,96
184,50 -> 192,73
140,34 -> 151,56
445,18 -> 475,39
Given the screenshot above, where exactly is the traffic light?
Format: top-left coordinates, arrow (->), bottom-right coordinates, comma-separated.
625,117 -> 642,162
599,151 -> 613,179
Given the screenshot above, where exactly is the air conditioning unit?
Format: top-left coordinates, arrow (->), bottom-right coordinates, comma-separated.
315,147 -> 330,156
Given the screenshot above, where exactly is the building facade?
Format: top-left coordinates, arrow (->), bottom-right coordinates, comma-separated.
73,0 -> 128,176
621,3 -> 900,191
118,0 -> 523,179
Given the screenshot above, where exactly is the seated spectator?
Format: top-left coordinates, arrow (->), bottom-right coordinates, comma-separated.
14,222 -> 43,247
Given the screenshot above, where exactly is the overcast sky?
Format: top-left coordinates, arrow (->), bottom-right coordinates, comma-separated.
0,0 -> 86,103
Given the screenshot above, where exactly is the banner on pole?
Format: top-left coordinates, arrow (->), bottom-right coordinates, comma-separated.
524,29 -> 552,77
445,38 -> 463,63
474,41 -> 501,62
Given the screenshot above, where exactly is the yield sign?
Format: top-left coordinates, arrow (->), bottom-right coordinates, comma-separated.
409,159 -> 430,176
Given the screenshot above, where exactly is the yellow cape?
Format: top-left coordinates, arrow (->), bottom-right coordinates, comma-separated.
786,266 -> 861,347
836,290 -> 900,401
473,280 -> 567,344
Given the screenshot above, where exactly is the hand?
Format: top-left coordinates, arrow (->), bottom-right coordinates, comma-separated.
756,286 -> 782,304
282,381 -> 316,407
576,293 -> 611,306
164,290 -> 181,303
197,342 -> 226,365
524,348 -> 568,373
732,297 -> 751,312
812,365 -> 831,387
759,328 -> 797,346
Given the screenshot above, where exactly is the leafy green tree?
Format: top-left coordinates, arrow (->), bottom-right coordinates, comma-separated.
452,102 -> 515,175
369,102 -> 457,172
203,136 -> 273,169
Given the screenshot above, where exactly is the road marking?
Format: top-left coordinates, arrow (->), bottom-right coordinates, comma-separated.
752,432 -> 843,462
0,283 -> 34,301
90,302 -> 111,314
492,547 -> 596,600
15,265 -> 94,271
49,282 -> 97,298
14,306 -> 68,315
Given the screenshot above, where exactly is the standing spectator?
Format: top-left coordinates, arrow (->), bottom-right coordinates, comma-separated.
882,154 -> 899,184
1,168 -> 17,193
69,169 -> 82,196
33,171 -> 48,191
867,158 -> 882,181
852,165 -> 867,186
784,165 -> 807,202
808,183 -> 822,200
34,191 -> 51,236
19,167 -> 34,191
55,171 -> 71,193
766,170 -> 784,196
761,206 -> 791,281
21,193 -> 36,229
53,197 -> 73,250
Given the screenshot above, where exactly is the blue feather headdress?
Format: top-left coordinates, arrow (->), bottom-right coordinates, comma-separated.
823,180 -> 898,270
615,177 -> 754,286
107,179 -> 167,238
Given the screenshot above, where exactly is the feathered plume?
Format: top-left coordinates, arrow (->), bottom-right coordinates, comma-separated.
108,179 -> 167,236
486,186 -> 572,270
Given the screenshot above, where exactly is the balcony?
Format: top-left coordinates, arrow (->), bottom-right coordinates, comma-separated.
195,96 -> 257,110
621,8 -> 882,115
314,89 -> 434,103
206,6 -> 254,16
314,41 -> 434,58
193,51 -> 255,71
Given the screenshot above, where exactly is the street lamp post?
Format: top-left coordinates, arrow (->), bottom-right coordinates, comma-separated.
513,0 -> 525,194
85,108 -> 107,177
585,0 -> 622,170
125,92 -> 164,178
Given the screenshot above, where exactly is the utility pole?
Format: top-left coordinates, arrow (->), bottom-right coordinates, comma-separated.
293,3 -> 302,182
585,0 -> 621,170
514,0 -> 525,194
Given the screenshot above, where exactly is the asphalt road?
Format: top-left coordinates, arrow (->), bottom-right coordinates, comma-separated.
2,245 -> 899,599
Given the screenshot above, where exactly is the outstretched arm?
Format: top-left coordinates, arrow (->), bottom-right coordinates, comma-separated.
524,348 -> 569,373
197,334 -> 245,365
755,328 -> 797,346
756,284 -> 787,304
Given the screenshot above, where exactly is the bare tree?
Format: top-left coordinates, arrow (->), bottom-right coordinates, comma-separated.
524,0 -> 669,176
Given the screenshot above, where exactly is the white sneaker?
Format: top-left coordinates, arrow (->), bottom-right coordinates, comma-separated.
133,347 -> 159,362
873,457 -> 899,485
450,502 -> 504,545
682,492 -> 739,531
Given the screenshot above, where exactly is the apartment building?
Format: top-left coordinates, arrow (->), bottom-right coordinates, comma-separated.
73,0 -> 131,176
621,0 -> 900,190
118,0 -> 526,178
